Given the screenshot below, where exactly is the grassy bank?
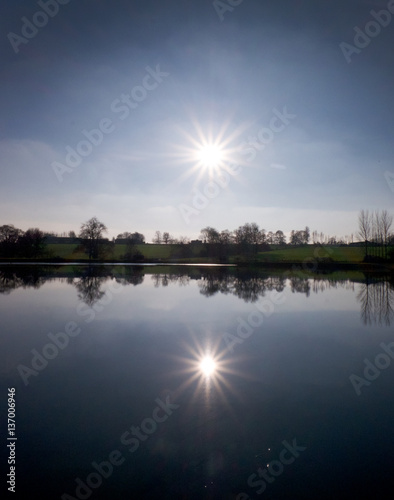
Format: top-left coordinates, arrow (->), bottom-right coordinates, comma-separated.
1,243 -> 392,271
43,243 -> 368,262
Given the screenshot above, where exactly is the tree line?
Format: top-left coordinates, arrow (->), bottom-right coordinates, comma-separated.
358,209 -> 393,260
1,211 -> 393,261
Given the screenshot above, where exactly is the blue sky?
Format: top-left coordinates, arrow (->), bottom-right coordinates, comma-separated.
1,0 -> 393,241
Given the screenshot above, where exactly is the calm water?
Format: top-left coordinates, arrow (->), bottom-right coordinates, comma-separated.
1,265 -> 394,499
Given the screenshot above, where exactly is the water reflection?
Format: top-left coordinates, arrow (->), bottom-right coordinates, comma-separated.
74,274 -> 107,306
173,333 -> 240,421
0,265 -> 393,325
357,280 -> 394,326
0,265 -> 46,294
152,272 -> 190,288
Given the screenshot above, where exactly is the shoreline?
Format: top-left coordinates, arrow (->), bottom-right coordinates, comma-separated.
0,258 -> 393,273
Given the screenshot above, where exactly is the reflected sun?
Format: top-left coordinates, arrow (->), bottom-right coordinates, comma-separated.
167,333 -> 250,414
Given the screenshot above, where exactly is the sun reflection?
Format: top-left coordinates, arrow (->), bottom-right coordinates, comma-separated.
166,331 -> 251,419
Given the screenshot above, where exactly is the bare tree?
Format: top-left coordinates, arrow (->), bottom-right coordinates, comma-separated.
152,231 -> 162,244
369,210 -> 392,259
178,235 -> 190,244
357,210 -> 372,259
79,217 -> 107,261
304,226 -> 310,244
381,210 -> 393,259
162,232 -> 171,244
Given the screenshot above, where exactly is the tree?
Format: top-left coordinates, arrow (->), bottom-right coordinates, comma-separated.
79,217 -> 108,261
152,231 -> 162,244
117,232 -> 133,240
381,210 -> 393,259
200,227 -> 220,244
370,210 -> 393,259
357,210 -> 372,259
129,232 -> 145,244
290,230 -> 304,245
232,223 -> 262,255
177,235 -> 190,244
0,225 -> 23,257
303,226 -> 310,244
162,232 -> 172,244
117,232 -> 145,244
275,230 -> 286,246
122,240 -> 144,262
17,228 -> 46,258
266,231 -> 274,245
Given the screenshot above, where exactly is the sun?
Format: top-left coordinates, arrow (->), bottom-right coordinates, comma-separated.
199,356 -> 217,377
165,117 -> 249,185
196,144 -> 224,170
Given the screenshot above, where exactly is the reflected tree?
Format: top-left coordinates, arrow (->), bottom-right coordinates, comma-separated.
0,267 -> 46,294
289,276 -> 310,297
357,279 -> 394,326
74,275 -> 107,307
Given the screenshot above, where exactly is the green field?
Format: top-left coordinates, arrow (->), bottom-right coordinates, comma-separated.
39,243 -> 392,265
254,245 -> 366,263
46,243 -> 197,260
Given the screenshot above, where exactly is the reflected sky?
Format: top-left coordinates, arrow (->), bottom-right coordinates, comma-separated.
1,265 -> 394,498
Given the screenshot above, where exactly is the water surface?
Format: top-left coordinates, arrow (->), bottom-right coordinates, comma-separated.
1,265 -> 393,499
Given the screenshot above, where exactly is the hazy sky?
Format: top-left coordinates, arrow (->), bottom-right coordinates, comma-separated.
1,0 -> 393,241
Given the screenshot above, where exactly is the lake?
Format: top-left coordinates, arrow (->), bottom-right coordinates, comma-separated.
1,265 -> 394,499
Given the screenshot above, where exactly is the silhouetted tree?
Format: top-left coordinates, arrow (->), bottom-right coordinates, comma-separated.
275,230 -> 286,245
358,209 -> 372,259
200,227 -> 220,244
17,228 -> 47,258
130,232 -> 145,244
0,224 -> 23,257
162,232 -> 172,244
380,210 -> 393,259
152,231 -> 162,244
79,217 -> 107,261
